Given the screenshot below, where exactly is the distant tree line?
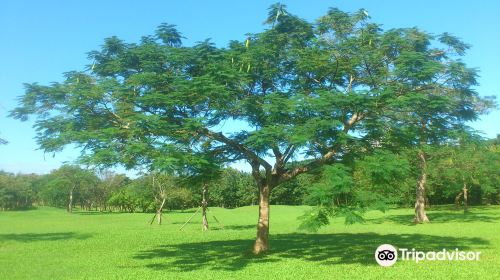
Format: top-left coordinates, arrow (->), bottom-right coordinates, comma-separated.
1,138 -> 498,212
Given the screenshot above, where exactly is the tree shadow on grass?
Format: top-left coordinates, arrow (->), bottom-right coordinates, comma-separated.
171,221 -> 198,225
3,206 -> 39,212
73,211 -> 127,215
369,210 -> 500,225
170,208 -> 199,214
219,224 -> 255,231
132,232 -> 489,271
0,232 -> 93,242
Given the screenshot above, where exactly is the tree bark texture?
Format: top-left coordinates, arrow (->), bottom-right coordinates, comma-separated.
414,151 -> 430,223
455,191 -> 463,210
253,181 -> 271,254
67,187 -> 74,213
202,183 -> 209,231
463,183 -> 468,213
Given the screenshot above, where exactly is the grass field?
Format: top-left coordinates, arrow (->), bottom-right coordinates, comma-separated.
1,205 -> 499,279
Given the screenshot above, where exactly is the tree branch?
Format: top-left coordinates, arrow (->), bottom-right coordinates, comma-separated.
281,149 -> 337,182
272,146 -> 283,161
283,145 -> 296,164
343,110 -> 367,133
201,128 -> 272,171
281,111 -> 364,182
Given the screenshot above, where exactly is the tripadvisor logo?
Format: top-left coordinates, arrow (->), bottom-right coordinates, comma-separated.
375,244 -> 481,267
375,244 -> 398,266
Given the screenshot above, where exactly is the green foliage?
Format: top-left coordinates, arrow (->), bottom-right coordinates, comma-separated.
164,187 -> 194,210
1,137 -> 499,213
299,164 -> 372,231
42,165 -> 99,209
95,171 -> 129,210
38,177 -> 69,208
270,174 -> 311,205
107,189 -> 139,213
298,205 -> 332,232
10,5 -> 493,190
428,138 -> 500,204
2,138 -> 498,213
0,171 -> 37,210
304,165 -> 353,206
6,5 -> 497,238
354,150 -> 412,206
210,168 -> 256,208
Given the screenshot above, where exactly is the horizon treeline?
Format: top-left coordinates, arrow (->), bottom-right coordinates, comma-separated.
1,136 -> 498,212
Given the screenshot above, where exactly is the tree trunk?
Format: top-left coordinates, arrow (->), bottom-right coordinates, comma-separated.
150,197 -> 167,225
253,182 -> 271,254
455,191 -> 463,210
67,187 -> 74,213
157,211 -> 162,224
463,183 -> 468,213
414,151 -> 430,223
201,183 -> 209,231
157,198 -> 166,225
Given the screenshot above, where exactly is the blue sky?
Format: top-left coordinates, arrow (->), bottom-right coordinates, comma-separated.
0,0 -> 498,175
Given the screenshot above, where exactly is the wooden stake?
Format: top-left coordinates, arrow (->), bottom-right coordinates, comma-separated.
179,206 -> 201,231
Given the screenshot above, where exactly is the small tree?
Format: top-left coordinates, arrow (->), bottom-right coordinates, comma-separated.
430,138 -> 500,212
96,170 -> 129,211
46,165 -> 98,212
183,163 -> 222,231
149,173 -> 177,224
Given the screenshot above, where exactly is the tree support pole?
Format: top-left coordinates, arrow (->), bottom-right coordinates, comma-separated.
150,198 -> 166,225
179,206 -> 201,231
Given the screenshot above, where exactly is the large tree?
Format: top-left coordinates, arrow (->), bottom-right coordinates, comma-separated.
10,5 -> 493,253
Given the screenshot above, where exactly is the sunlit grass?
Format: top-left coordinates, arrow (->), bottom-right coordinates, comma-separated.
0,205 -> 499,279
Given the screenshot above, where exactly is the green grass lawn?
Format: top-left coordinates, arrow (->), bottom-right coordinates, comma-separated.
1,205 -> 499,279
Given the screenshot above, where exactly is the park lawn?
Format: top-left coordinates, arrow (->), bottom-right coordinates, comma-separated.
0,205 -> 499,280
